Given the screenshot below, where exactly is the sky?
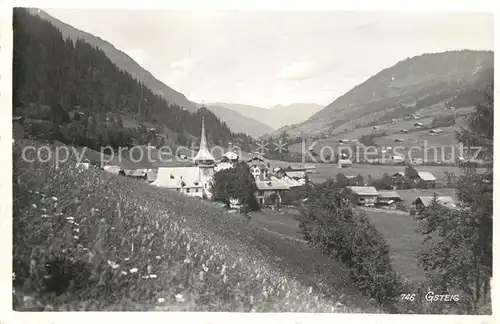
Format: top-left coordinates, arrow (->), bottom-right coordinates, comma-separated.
44,9 -> 494,108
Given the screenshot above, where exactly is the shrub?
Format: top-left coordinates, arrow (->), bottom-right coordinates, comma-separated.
297,185 -> 402,308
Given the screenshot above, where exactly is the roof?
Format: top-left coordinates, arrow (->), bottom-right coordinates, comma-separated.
413,196 -> 456,208
286,171 -> 306,179
338,159 -> 352,165
417,171 -> 436,181
256,180 -> 290,191
223,151 -> 239,160
270,176 -> 304,188
214,162 -> 233,172
123,169 -> 148,177
346,186 -> 378,196
392,155 -> 404,161
103,165 -> 121,175
193,117 -> 215,162
153,167 -> 202,188
377,191 -> 402,199
393,171 -> 405,177
430,128 -> 443,133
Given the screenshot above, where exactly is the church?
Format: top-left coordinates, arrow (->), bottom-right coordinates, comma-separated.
152,116 -> 216,199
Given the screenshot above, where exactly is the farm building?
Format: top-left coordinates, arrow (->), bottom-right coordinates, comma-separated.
429,129 -> 443,135
414,122 -> 424,127
338,139 -> 349,144
373,126 -> 380,130
415,171 -> 437,188
394,138 -> 405,143
412,196 -> 457,213
345,186 -> 378,206
255,179 -> 291,205
376,191 -> 403,207
401,129 -> 409,133
338,159 -> 353,168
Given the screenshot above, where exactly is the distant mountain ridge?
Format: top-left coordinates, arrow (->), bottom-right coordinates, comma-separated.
32,9 -> 198,112
205,105 -> 275,138
278,50 -> 494,137
211,102 -> 323,130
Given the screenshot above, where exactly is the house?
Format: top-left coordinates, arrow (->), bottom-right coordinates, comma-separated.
339,174 -> 363,186
395,138 -> 405,143
119,169 -> 148,180
414,122 -> 424,127
221,151 -> 239,163
412,196 -> 457,213
338,139 -> 349,144
401,129 -> 409,133
338,159 -> 352,168
254,179 -> 290,205
373,126 -> 380,130
151,116 -> 215,199
345,186 -> 378,206
103,165 -> 121,175
392,155 -> 405,164
429,129 -> 443,135
153,167 -> 206,198
416,171 -> 437,188
377,191 -> 402,207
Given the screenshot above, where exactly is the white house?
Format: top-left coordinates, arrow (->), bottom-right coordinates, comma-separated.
152,116 -> 215,199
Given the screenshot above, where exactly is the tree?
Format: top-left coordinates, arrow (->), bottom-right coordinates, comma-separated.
367,174 -> 373,186
211,162 -> 259,211
404,165 -> 419,180
297,182 -> 402,307
356,174 -> 364,186
416,83 -> 493,314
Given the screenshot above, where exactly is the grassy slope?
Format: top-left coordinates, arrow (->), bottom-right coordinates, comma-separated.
13,140 -> 378,312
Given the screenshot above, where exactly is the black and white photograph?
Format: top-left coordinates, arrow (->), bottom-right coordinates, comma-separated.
4,0 -> 495,319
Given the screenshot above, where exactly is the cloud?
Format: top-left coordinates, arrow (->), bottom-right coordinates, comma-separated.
170,57 -> 193,70
278,61 -> 318,80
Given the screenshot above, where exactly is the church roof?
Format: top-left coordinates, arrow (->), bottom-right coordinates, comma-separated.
193,116 -> 215,162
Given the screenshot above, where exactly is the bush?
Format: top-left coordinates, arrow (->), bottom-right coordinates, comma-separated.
297,186 -> 402,308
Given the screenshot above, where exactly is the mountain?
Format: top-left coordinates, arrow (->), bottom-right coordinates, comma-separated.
278,50 -> 494,137
206,105 -> 275,138
30,9 -> 198,112
211,102 -> 323,130
13,8 -> 254,152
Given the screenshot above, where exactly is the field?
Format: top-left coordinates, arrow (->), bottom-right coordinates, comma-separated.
12,140 -> 378,312
248,207 -> 426,283
306,163 -> 471,184
361,208 -> 425,281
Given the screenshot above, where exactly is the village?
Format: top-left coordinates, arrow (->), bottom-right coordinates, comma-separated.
93,116 -> 461,216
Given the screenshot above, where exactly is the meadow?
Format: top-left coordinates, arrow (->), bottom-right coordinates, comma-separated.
12,140 -> 378,312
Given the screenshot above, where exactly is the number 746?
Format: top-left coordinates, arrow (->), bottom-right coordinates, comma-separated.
400,293 -> 416,301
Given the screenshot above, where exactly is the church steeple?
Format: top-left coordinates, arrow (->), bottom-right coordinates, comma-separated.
193,115 -> 215,165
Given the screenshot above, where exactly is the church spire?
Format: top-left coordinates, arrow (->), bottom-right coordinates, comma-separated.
193,115 -> 215,165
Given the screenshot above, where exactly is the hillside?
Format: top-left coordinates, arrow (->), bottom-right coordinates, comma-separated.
13,8 -> 253,151
12,140 -> 378,312
212,102 -> 323,131
207,105 -> 275,138
30,9 -> 198,113
278,50 -> 494,137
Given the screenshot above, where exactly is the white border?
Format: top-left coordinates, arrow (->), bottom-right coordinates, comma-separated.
0,1 -> 497,324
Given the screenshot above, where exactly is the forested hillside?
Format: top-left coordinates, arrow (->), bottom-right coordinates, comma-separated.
12,8 -> 254,150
